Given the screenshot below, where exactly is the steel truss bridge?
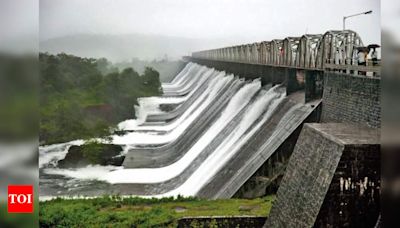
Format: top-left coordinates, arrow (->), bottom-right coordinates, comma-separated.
191,30 -> 380,76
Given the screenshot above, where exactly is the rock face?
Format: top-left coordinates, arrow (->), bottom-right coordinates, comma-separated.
58,144 -> 124,168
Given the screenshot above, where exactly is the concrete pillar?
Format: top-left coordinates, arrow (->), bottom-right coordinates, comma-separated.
260,66 -> 273,86
305,70 -> 324,102
285,68 -> 303,95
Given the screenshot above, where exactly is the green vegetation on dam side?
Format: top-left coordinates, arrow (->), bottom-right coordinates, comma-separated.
40,53 -> 162,145
39,195 -> 274,227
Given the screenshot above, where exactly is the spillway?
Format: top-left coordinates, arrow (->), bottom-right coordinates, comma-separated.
103,85 -> 286,196
162,64 -> 208,96
122,78 -> 245,168
112,71 -> 234,146
39,62 -> 320,199
103,79 -> 265,184
197,94 -> 320,198
119,63 -> 215,126
143,69 -> 215,123
162,62 -> 193,86
162,62 -> 196,89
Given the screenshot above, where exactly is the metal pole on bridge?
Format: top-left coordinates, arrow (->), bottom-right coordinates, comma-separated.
343,10 -> 372,30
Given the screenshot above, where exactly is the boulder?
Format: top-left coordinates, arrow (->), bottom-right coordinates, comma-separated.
58,144 -> 124,168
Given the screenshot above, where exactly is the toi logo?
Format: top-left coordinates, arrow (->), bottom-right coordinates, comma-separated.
8,185 -> 34,213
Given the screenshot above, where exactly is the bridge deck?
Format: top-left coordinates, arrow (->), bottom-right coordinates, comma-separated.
183,56 -> 381,76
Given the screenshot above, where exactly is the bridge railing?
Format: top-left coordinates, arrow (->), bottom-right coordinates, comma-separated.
191,30 -> 380,76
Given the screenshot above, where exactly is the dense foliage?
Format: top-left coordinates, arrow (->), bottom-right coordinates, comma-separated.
40,53 -> 162,144
39,195 -> 274,227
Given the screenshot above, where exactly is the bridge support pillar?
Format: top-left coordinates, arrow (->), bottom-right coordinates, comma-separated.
271,67 -> 285,86
286,68 -> 304,95
305,70 -> 324,102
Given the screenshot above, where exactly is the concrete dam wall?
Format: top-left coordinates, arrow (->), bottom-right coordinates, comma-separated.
321,72 -> 381,128
179,59 -> 381,227
115,62 -> 380,205
265,123 -> 380,227
99,62 -> 329,199
197,94 -> 320,199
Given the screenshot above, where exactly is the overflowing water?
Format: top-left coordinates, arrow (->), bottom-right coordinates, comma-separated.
162,63 -> 198,90
39,62 -> 293,199
101,80 -> 263,184
162,87 -> 286,196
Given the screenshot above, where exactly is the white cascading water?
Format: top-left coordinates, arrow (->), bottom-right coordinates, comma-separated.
95,80 -> 262,183
163,62 -> 193,86
39,140 -> 84,168
39,64 -> 210,169
162,63 -> 196,89
119,65 -> 215,129
112,72 -> 233,145
134,63 -> 200,114
162,63 -> 195,88
164,65 -> 207,94
39,62 -> 293,200
132,68 -> 217,129
117,96 -> 186,130
42,79 -> 261,182
163,65 -> 207,94
161,86 -> 286,197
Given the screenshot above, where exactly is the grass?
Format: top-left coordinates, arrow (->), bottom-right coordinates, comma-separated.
39,195 -> 275,227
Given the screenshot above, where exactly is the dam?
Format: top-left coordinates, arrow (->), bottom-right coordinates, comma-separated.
39,29 -> 380,227
185,29 -> 381,227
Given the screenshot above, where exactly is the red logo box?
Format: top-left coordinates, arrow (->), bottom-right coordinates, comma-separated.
8,185 -> 34,213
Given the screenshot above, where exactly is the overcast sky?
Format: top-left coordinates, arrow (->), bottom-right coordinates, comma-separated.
39,0 -> 381,45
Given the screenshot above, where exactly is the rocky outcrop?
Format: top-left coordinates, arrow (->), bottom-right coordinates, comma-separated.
58,144 -> 124,168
